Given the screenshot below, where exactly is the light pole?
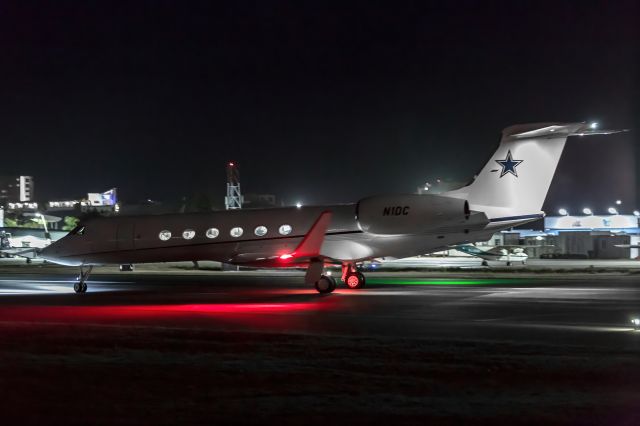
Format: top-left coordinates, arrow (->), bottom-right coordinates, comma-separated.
36,213 -> 50,241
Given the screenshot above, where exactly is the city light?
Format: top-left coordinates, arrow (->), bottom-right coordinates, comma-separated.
590,122 -> 598,129
582,208 -> 592,215
608,207 -> 618,215
632,318 -> 640,331
558,208 -> 568,216
616,200 -> 622,205
296,202 -> 302,208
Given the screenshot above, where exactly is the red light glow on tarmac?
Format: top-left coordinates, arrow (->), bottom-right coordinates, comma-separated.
0,301 -> 332,329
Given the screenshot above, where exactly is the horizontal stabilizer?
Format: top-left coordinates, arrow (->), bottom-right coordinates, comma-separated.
505,122 -> 628,140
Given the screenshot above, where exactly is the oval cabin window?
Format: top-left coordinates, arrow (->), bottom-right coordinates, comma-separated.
254,226 -> 267,236
182,229 -> 196,240
278,224 -> 292,235
206,228 -> 219,239
159,230 -> 172,241
230,227 -> 243,238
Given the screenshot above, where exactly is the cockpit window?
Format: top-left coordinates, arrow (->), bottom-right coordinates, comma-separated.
70,225 -> 86,236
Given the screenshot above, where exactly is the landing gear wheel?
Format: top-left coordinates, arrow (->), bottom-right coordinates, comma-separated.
481,260 -> 489,267
345,271 -> 366,289
74,265 -> 92,293
314,275 -> 336,294
506,261 -> 512,266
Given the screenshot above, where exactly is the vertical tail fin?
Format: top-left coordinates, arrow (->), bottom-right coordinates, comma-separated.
445,122 -> 625,219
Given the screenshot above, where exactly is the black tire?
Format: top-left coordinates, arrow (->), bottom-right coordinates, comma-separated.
74,282 -> 82,293
81,282 -> 88,293
506,261 -> 512,266
314,275 -> 336,294
26,258 -> 32,264
481,260 -> 489,267
345,272 -> 366,289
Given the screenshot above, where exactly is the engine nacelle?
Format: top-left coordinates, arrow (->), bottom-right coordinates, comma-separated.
356,194 -> 470,235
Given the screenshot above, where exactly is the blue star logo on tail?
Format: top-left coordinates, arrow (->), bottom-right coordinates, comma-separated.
495,150 -> 523,177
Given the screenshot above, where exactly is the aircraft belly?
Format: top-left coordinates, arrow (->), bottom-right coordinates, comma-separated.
321,237 -> 374,261
324,228 -> 499,262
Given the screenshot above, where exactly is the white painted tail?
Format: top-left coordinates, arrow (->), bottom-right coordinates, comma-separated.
445,122 -> 625,219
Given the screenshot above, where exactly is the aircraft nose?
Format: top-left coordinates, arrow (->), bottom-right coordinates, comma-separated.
39,244 -> 55,261
39,240 -> 82,266
40,242 -> 63,263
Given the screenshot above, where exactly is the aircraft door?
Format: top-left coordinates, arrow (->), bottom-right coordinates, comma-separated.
116,220 -> 135,251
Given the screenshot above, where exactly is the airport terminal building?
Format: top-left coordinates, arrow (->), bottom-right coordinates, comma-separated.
504,214 -> 640,259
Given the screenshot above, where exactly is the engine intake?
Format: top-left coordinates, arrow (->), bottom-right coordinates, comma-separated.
356,194 -> 469,235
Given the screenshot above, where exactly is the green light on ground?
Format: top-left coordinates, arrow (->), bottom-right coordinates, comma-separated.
366,278 -> 523,286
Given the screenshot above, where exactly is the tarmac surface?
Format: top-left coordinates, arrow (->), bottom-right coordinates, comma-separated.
1,267 -> 639,425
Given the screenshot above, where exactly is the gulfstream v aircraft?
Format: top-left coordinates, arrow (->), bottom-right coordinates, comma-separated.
41,122 -> 624,293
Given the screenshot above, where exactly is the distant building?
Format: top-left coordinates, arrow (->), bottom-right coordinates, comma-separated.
85,188 -> 117,209
47,188 -> 119,215
0,175 -> 34,204
542,214 -> 639,259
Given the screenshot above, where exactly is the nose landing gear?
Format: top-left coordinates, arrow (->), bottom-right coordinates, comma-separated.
74,265 -> 93,293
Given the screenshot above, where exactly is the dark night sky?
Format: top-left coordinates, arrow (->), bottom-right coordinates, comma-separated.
0,1 -> 637,213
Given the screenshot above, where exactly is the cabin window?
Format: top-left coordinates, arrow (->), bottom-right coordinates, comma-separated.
278,224 -> 292,235
206,228 -> 219,239
182,229 -> 196,240
158,230 -> 172,241
254,226 -> 267,236
230,227 -> 243,238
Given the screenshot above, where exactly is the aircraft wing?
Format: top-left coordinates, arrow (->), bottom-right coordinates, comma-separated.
0,247 -> 40,259
453,244 -> 535,261
230,211 -> 334,267
492,244 -> 553,248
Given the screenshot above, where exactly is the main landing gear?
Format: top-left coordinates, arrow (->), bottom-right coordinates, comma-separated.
306,260 -> 367,294
74,265 -> 93,293
342,264 -> 366,289
306,259 -> 337,294
314,275 -> 337,294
